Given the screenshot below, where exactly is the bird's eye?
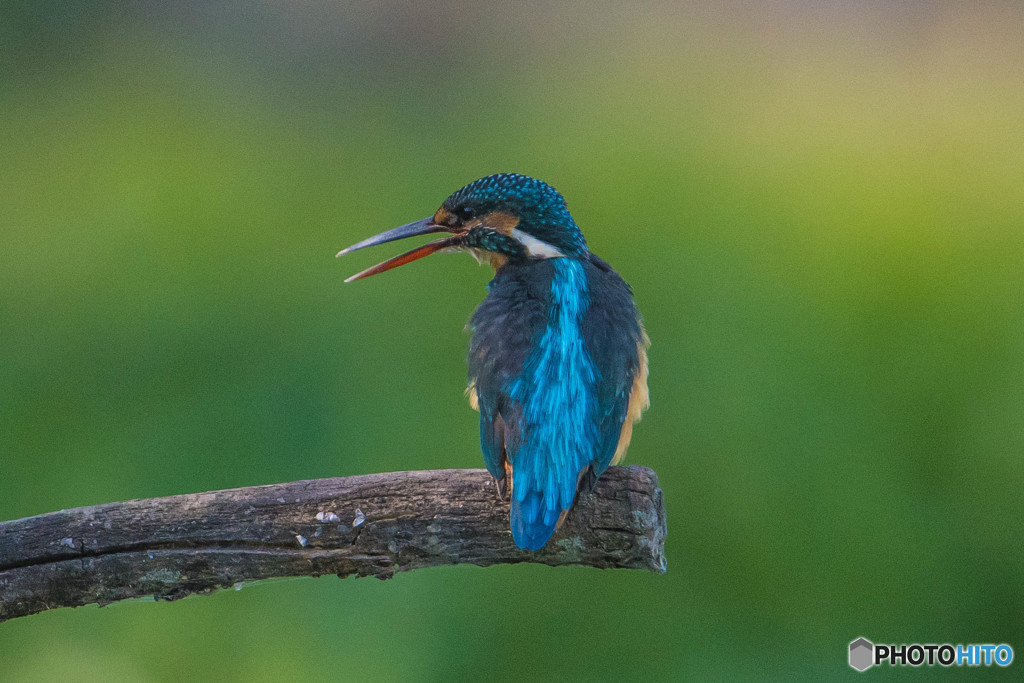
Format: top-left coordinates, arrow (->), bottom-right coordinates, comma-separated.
457,206 -> 476,222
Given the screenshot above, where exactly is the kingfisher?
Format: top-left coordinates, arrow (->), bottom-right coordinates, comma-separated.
338,173 -> 649,550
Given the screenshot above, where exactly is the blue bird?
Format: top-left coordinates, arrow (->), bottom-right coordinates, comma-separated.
338,174 -> 649,550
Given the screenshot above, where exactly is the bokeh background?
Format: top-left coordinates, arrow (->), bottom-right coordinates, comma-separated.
2,1 -> 1022,680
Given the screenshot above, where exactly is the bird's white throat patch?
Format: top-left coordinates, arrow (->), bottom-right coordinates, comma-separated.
510,228 -> 566,259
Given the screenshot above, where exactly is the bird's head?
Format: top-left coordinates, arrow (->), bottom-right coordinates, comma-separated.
338,173 -> 587,282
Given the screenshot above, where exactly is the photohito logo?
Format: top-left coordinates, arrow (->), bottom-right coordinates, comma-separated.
849,638 -> 1013,671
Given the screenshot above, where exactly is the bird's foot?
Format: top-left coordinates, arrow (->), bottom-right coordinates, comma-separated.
580,467 -> 599,494
494,476 -> 510,501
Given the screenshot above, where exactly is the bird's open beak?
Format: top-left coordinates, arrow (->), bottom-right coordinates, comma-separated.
336,217 -> 463,282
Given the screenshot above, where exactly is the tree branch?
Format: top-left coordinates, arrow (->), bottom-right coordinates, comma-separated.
0,466 -> 666,622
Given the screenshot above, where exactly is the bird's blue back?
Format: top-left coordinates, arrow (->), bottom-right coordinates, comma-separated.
469,253 -> 645,550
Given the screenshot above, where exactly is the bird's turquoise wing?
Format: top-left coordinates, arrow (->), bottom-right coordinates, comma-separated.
591,338 -> 649,478
472,383 -> 506,482
583,255 -> 648,479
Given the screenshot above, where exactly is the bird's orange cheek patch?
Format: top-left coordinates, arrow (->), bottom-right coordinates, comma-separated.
478,211 -> 519,235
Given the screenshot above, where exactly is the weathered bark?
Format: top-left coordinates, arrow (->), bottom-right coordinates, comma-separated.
0,466 -> 666,622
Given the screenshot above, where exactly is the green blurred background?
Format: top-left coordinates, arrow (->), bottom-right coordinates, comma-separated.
2,1 -> 1022,679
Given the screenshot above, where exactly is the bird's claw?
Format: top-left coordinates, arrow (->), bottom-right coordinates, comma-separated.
495,476 -> 510,501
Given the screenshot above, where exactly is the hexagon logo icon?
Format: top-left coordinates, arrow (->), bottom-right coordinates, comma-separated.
849,637 -> 874,671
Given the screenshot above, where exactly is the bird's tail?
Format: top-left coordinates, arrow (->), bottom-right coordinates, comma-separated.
510,490 -> 562,551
